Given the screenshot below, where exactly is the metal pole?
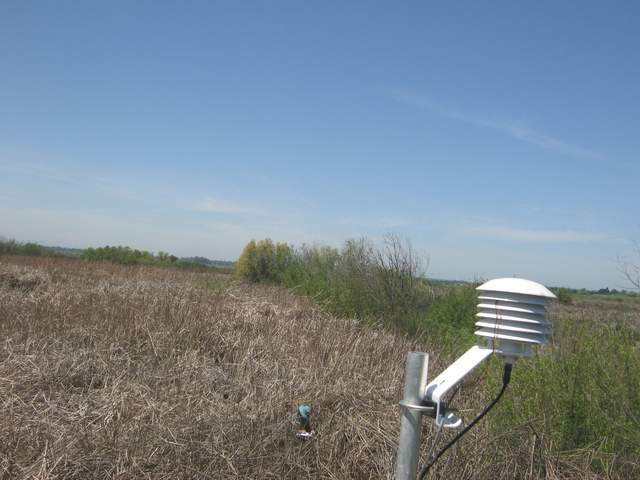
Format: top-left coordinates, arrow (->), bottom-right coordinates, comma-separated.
395,351 -> 429,480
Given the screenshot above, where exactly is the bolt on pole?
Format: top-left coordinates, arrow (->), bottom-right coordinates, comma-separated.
395,351 -> 429,480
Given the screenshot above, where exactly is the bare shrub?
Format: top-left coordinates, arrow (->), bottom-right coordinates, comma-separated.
374,234 -> 430,315
619,242 -> 640,291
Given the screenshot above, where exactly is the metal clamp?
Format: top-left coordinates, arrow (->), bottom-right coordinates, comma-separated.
399,400 -> 435,415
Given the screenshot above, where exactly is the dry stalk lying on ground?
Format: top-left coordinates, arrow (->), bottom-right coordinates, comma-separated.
0,256 -> 624,479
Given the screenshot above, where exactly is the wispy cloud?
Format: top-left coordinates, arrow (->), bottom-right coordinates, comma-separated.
0,158 -> 79,184
338,215 -> 416,229
467,224 -> 609,243
0,156 -> 144,201
391,89 -> 602,160
194,196 -> 264,215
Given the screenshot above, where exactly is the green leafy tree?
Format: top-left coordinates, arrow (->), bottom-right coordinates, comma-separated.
235,240 -> 258,281
235,239 -> 291,283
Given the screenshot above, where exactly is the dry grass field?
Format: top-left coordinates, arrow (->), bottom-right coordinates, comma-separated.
0,256 -> 633,479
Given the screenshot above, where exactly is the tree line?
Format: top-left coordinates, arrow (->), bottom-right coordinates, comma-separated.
0,238 -> 232,271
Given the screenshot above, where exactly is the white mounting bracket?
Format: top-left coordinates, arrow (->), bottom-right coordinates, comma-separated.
424,345 -> 494,427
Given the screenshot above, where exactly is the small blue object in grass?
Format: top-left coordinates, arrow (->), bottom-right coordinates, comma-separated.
296,404 -> 314,438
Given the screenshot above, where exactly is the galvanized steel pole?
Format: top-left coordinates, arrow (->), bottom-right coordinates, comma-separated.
395,351 -> 429,480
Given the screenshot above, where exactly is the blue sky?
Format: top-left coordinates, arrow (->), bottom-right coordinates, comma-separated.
1,1 -> 638,289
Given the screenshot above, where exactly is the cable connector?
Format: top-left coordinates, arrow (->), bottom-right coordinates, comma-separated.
502,362 -> 513,386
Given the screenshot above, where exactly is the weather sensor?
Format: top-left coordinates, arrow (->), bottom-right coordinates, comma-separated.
395,278 -> 556,480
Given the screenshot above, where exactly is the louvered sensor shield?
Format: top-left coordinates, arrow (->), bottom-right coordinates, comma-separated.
475,278 -> 556,359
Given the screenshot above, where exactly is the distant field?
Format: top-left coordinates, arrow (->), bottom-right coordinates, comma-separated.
560,291 -> 640,321
575,292 -> 640,306
0,255 -> 637,479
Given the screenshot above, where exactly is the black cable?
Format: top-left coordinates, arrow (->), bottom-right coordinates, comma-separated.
417,363 -> 513,480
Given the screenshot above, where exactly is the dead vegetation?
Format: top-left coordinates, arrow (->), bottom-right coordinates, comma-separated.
0,256 -> 634,479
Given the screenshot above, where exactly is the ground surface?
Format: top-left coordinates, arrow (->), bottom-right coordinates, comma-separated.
0,256 -> 622,479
